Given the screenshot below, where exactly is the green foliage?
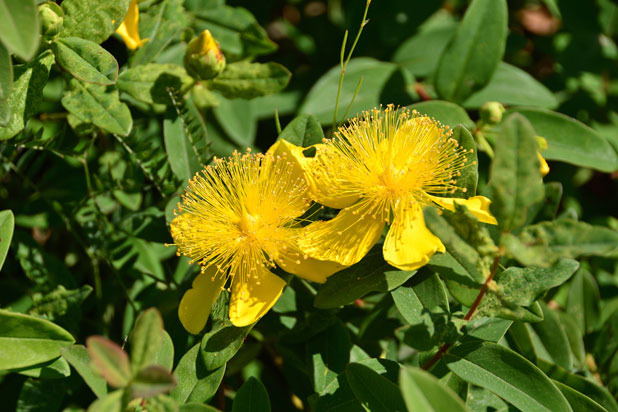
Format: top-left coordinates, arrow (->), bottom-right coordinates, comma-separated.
1,0 -> 618,411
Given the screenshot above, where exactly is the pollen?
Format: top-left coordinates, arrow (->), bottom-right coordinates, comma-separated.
170,150 -> 310,287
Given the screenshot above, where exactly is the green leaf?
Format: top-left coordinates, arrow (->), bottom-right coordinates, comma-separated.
507,107 -> 618,172
346,363 -> 407,412
130,365 -> 176,399
393,23 -> 457,78
213,97 -> 256,147
61,0 -> 130,44
445,342 -> 572,412
567,269 -> 601,334
117,63 -> 193,105
87,389 -> 124,412
399,366 -> 470,412
0,51 -> 54,140
487,113 -> 545,232
209,61 -> 291,100
61,79 -> 133,136
408,101 -> 475,131
453,126 -> 478,195
435,0 -> 507,102
299,58 -> 398,124
314,247 -> 416,309
156,332 -> 174,372
504,219 -> 618,267
553,380 -> 609,412
477,258 -> 579,320
0,309 -> 74,370
193,6 -> 277,58
164,109 -> 205,182
200,323 -> 251,371
12,356 -> 71,379
131,0 -> 187,66
179,404 -> 221,412
0,209 -> 14,271
130,308 -> 165,373
392,271 -> 449,325
278,114 -> 324,147
463,62 -> 558,109
531,302 -> 573,370
62,345 -> 108,398
0,43 -> 12,125
307,320 -> 351,393
51,37 -> 119,85
0,0 -> 39,61
86,336 -> 131,388
231,377 -> 271,412
170,344 -> 226,404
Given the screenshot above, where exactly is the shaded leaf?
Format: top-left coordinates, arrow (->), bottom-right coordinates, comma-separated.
131,365 -> 176,399
117,63 -> 193,105
231,377 -> 271,412
62,345 -> 108,398
86,336 -> 131,388
346,363 -> 407,412
408,101 -> 475,131
399,366 -> 470,412
0,209 -> 14,271
52,37 -> 118,85
130,308 -> 165,373
170,344 -> 226,404
209,61 -> 291,100
0,0 -> 40,61
278,114 -> 324,147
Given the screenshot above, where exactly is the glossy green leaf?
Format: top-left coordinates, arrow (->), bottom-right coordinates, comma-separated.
299,58 -> 398,124
487,113 -> 545,232
504,219 -> 618,267
399,367 -> 470,412
308,320 -> 351,393
408,101 -> 475,130
231,377 -> 271,412
435,0 -> 507,102
61,79 -> 133,136
445,342 -> 572,412
130,308 -> 165,373
12,356 -> 71,379
346,363 -> 407,412
200,323 -> 251,371
130,365 -> 176,399
86,336 -> 131,388
0,309 -> 74,370
314,247 -> 416,309
51,37 -> 118,85
392,271 -> 449,325
170,344 -> 226,404
117,63 -> 193,105
393,23 -> 457,78
507,107 -> 618,172
463,62 -> 558,109
209,61 -> 291,100
61,0 -> 131,44
0,0 -> 39,61
193,5 -> 276,58
278,114 -> 324,147
62,345 -> 108,398
0,51 -> 54,140
0,209 -> 14,271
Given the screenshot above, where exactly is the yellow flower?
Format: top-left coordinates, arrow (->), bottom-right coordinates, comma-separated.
291,106 -> 497,271
116,0 -> 148,50
538,152 -> 550,176
170,147 -> 344,333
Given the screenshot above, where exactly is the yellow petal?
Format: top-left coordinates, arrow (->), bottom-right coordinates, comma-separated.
178,266 -> 225,334
383,203 -> 445,271
229,266 -> 286,327
428,195 -> 498,225
298,201 -> 384,266
274,235 -> 347,283
538,152 -> 550,177
266,139 -> 310,189
116,0 -> 148,50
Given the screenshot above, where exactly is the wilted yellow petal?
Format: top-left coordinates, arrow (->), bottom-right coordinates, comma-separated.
178,266 -> 225,334
383,203 -> 445,271
428,195 -> 498,225
229,266 -> 286,327
116,0 -> 148,50
298,201 -> 384,266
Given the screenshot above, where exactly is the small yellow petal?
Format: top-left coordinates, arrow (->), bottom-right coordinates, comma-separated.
266,139 -> 309,190
298,201 -> 384,266
538,152 -> 550,177
178,266 -> 225,334
229,267 -> 286,327
383,203 -> 445,271
428,195 -> 498,225
116,0 -> 148,50
274,235 -> 347,283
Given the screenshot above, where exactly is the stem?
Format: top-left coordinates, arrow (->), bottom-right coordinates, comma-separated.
274,109 -> 282,135
474,130 -> 495,158
421,253 -> 503,370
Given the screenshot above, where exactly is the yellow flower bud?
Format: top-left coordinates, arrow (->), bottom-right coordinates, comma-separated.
183,30 -> 226,80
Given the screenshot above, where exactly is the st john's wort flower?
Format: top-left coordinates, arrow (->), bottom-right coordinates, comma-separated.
170,145 -> 344,333
290,105 -> 498,271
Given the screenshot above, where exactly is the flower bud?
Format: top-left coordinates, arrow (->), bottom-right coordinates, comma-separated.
183,30 -> 226,81
479,101 -> 505,125
39,2 -> 64,39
